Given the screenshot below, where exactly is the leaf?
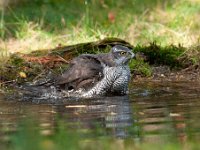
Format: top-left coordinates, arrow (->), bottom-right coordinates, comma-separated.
19,72 -> 27,78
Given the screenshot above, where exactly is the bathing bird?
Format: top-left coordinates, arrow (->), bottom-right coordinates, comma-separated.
56,45 -> 135,98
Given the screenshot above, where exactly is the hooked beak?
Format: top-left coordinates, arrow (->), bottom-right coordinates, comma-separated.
129,51 -> 135,59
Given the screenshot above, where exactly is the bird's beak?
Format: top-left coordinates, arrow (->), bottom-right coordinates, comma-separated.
129,51 -> 135,59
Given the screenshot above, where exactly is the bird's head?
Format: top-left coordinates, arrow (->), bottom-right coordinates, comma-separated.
111,45 -> 135,66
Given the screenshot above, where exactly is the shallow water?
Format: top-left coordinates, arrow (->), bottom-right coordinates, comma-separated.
0,81 -> 200,143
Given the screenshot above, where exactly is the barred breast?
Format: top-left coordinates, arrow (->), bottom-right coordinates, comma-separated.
82,65 -> 130,98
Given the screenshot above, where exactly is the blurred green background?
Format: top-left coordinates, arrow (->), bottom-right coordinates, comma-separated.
0,0 -> 200,53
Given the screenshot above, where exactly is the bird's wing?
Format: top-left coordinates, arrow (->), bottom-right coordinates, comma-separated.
96,53 -> 116,67
56,54 -> 104,90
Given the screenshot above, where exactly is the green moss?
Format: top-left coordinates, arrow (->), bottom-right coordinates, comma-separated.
129,59 -> 152,77
134,43 -> 188,68
10,55 -> 25,66
1,41 -> 198,83
0,54 -> 45,83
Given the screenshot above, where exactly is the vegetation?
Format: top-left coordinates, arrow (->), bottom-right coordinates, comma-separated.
0,0 -> 199,79
1,0 -> 200,48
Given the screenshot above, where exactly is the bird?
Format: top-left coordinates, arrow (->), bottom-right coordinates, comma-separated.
56,45 -> 135,98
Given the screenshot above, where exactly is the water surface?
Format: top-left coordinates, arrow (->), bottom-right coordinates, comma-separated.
0,81 -> 200,143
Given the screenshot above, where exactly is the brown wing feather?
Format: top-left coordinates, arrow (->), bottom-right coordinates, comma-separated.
56,54 -> 104,90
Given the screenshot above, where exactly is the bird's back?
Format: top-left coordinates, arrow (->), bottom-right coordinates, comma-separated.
56,54 -> 104,91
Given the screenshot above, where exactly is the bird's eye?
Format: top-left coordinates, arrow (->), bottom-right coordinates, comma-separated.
120,51 -> 126,55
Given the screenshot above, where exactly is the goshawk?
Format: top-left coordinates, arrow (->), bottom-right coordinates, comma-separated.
56,45 -> 135,98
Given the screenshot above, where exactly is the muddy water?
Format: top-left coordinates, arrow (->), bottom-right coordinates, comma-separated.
0,81 -> 200,142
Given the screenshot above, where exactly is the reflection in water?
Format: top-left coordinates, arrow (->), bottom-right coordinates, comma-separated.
0,81 -> 200,143
130,81 -> 200,143
55,95 -> 133,138
0,93 -> 134,139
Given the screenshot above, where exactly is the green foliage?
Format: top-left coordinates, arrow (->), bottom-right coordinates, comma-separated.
2,0 -> 198,41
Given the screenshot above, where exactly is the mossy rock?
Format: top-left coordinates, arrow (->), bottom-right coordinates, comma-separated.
134,43 -> 191,68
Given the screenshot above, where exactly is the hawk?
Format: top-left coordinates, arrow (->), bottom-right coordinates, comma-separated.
56,45 -> 135,98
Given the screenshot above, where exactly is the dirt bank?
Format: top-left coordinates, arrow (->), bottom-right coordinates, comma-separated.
0,38 -> 200,87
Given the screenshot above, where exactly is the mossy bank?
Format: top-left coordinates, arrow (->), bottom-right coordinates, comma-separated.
1,38 -> 200,88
